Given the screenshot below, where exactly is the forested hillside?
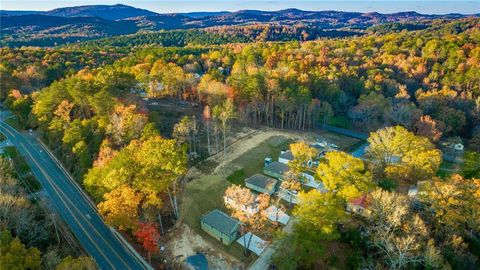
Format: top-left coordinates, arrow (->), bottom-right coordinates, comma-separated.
1,16 -> 479,269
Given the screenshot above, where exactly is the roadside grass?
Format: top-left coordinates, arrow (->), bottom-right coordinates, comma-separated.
0,132 -> 5,142
2,146 -> 42,192
5,116 -> 23,131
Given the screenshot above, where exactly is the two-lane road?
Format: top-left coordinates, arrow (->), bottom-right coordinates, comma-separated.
0,114 -> 151,270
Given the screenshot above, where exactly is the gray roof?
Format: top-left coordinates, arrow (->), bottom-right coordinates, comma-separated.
279,151 -> 294,161
264,162 -> 290,175
201,209 -> 240,235
245,174 -> 278,191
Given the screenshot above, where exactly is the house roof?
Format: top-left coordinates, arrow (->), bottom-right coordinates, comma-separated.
245,174 -> 278,191
264,162 -> 290,175
201,209 -> 240,235
349,194 -> 370,208
279,151 -> 294,161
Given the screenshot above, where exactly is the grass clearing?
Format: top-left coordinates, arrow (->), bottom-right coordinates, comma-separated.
226,169 -> 245,185
181,135 -> 292,262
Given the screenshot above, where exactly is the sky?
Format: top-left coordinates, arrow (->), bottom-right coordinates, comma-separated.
1,0 -> 479,14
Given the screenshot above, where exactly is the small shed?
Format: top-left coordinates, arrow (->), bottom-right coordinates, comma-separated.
263,162 -> 290,180
278,151 -> 294,164
245,174 -> 278,195
200,209 -> 240,245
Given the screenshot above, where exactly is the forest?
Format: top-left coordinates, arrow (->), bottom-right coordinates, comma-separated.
1,17 -> 479,269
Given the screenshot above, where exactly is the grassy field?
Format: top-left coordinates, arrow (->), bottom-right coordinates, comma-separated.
181,135 -> 292,262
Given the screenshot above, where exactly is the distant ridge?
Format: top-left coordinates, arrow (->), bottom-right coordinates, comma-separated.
1,4 -> 478,47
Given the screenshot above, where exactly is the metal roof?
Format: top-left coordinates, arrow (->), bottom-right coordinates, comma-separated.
245,174 -> 278,191
264,161 -> 290,175
201,209 -> 240,235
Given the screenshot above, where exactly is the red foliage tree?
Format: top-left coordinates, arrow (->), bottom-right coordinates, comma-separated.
134,222 -> 160,254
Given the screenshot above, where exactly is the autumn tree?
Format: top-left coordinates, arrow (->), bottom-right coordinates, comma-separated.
203,105 -> 212,155
366,126 -> 441,182
55,256 -> 97,270
107,104 -> 147,146
0,230 -> 42,270
366,189 -> 443,269
134,222 -> 160,263
414,115 -> 444,142
419,174 -> 480,238
213,98 -> 236,159
317,151 -> 373,201
289,141 -> 318,177
273,191 -> 346,269
98,185 -> 143,231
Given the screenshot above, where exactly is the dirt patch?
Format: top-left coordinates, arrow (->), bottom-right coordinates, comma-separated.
166,224 -> 242,270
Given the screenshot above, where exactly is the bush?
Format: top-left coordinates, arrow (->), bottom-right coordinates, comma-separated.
378,178 -> 397,191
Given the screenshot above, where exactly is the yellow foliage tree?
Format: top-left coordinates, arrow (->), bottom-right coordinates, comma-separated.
317,151 -> 373,201
98,185 -> 143,231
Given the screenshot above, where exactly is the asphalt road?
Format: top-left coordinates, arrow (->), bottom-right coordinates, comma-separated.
0,113 -> 150,270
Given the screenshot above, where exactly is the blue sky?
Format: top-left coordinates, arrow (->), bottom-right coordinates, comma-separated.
2,1 -> 479,14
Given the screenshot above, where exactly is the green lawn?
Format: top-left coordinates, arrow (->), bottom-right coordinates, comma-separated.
181,135 -> 292,262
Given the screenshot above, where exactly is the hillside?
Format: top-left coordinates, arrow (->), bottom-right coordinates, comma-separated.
1,4 -> 478,47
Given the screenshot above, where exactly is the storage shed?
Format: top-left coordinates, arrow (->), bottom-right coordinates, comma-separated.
263,162 -> 290,180
245,174 -> 278,195
200,209 -> 240,245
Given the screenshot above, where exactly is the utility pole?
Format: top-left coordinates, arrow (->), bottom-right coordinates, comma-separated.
51,213 -> 61,244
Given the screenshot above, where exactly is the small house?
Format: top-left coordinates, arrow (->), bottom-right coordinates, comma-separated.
346,194 -> 371,217
263,162 -> 290,180
278,151 -> 294,164
200,209 -> 240,245
245,174 -> 278,195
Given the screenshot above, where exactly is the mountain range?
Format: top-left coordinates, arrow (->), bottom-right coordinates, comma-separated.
1,4 -> 478,47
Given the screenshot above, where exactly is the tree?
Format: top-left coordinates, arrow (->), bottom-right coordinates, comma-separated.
98,185 -> 143,231
273,191 -> 346,269
366,126 -> 441,182
294,190 -> 346,238
213,98 -> 236,159
419,174 -> 480,236
0,230 -> 42,270
462,151 -> 480,178
203,105 -> 212,155
134,222 -> 160,263
289,141 -> 318,177
107,104 -> 147,146
317,151 -> 373,201
366,189 -> 438,269
55,256 -> 97,270
414,115 -> 444,142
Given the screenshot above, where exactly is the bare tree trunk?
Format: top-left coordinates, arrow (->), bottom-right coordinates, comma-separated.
158,214 -> 165,235
223,123 -> 227,160
206,120 -> 211,155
